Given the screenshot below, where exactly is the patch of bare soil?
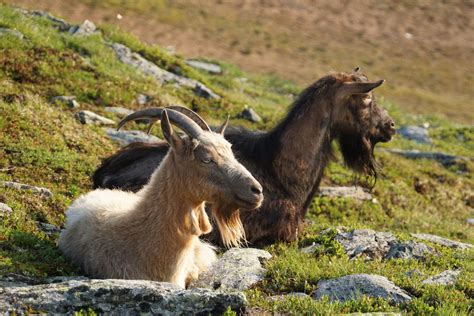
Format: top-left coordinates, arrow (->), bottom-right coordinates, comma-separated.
5,0 -> 474,123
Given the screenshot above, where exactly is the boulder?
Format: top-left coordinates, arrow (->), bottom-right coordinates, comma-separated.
50,96 -> 79,108
1,181 -> 52,199
0,279 -> 246,314
105,128 -> 161,146
110,43 -> 219,99
191,248 -> 271,291
0,27 -> 25,40
385,241 -> 434,260
411,233 -> 472,250
29,10 -> 70,31
186,60 -> 222,74
104,106 -> 133,117
384,149 -> 469,167
314,274 -> 412,304
37,222 -> 61,235
318,186 -> 372,200
335,229 -> 397,259
69,20 -> 97,36
397,126 -> 431,144
0,202 -> 12,217
238,107 -> 262,123
75,110 -> 115,126
422,270 -> 460,286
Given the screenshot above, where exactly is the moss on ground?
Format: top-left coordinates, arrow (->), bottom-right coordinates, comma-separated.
0,5 -> 472,314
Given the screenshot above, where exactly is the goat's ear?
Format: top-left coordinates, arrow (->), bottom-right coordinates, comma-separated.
340,79 -> 384,96
161,109 -> 184,149
216,115 -> 230,135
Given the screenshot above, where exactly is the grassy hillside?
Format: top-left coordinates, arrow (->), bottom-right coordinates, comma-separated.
0,5 -> 473,314
4,0 -> 474,124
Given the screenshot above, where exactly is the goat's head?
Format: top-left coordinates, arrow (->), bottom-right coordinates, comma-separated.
331,68 -> 396,178
118,107 -> 263,247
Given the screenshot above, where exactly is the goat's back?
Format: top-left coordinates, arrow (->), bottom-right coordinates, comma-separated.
93,142 -> 170,192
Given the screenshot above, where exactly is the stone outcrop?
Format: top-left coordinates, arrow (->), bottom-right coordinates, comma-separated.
75,110 -> 115,126
335,229 -> 397,259
411,233 -> 472,250
1,181 -> 52,199
105,128 -> 161,146
191,248 -> 271,291
421,270 -> 460,286
318,186 -> 372,200
314,274 -> 412,303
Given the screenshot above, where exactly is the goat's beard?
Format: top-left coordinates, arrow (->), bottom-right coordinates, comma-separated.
209,201 -> 246,248
338,132 -> 377,181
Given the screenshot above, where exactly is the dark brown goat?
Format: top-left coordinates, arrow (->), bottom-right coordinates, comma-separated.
93,69 -> 395,247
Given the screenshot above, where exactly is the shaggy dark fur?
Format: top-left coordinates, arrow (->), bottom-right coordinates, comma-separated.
93,71 -> 395,247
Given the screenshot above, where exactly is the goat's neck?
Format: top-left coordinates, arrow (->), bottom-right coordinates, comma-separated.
268,95 -> 334,203
130,154 -> 202,247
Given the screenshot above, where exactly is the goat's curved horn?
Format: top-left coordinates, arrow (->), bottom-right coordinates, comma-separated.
216,115 -> 229,135
117,108 -> 203,138
166,105 -> 211,132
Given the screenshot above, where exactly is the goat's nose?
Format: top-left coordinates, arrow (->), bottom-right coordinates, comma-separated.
386,119 -> 395,129
251,185 -> 262,195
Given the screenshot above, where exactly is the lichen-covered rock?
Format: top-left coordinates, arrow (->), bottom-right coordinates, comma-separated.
318,186 -> 372,200
29,10 -> 70,31
335,229 -> 397,259
385,149 -> 469,167
75,110 -> 115,126
411,233 -> 472,250
186,60 -> 222,74
104,106 -> 133,117
1,181 -> 52,199
397,126 -> 431,144
37,222 -> 61,235
0,279 -> 246,314
110,43 -> 220,99
0,202 -> 12,217
385,241 -> 434,260
422,270 -> 460,286
0,27 -> 25,40
191,248 -> 271,291
314,274 -> 412,303
51,95 -> 80,108
69,20 -> 97,36
238,107 -> 262,123
105,128 -> 161,146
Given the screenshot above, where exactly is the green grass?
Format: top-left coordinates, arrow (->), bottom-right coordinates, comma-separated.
0,4 -> 472,314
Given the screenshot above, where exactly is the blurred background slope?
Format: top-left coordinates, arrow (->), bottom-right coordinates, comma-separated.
5,0 -> 473,123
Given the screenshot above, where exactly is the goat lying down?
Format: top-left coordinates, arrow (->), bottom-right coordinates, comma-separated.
59,109 -> 263,288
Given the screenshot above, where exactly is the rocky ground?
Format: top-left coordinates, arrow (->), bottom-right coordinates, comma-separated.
0,5 -> 473,315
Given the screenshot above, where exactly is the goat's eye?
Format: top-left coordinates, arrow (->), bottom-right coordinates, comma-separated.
201,157 -> 212,164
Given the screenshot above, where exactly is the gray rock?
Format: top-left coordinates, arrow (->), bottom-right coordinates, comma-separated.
0,28 -> 25,40
110,43 -> 219,99
384,149 -> 470,167
37,222 -> 61,235
238,107 -> 262,123
105,128 -> 161,146
29,10 -> 70,31
186,60 -> 222,74
0,202 -> 12,217
137,93 -> 152,105
69,20 -> 97,36
51,95 -> 79,108
467,218 -> 474,225
385,241 -> 434,260
75,110 -> 115,126
318,186 -> 372,200
191,248 -> 271,291
301,242 -> 322,254
104,106 -> 133,117
422,270 -> 460,286
335,229 -> 397,259
411,233 -> 472,250
1,181 -> 52,199
397,126 -> 431,144
0,279 -> 246,314
268,292 -> 310,302
314,274 -> 412,303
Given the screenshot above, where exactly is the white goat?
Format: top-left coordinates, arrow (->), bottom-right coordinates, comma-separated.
59,108 -> 263,288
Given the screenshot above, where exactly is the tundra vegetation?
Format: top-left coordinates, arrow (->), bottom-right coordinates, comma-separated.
0,5 -> 472,314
